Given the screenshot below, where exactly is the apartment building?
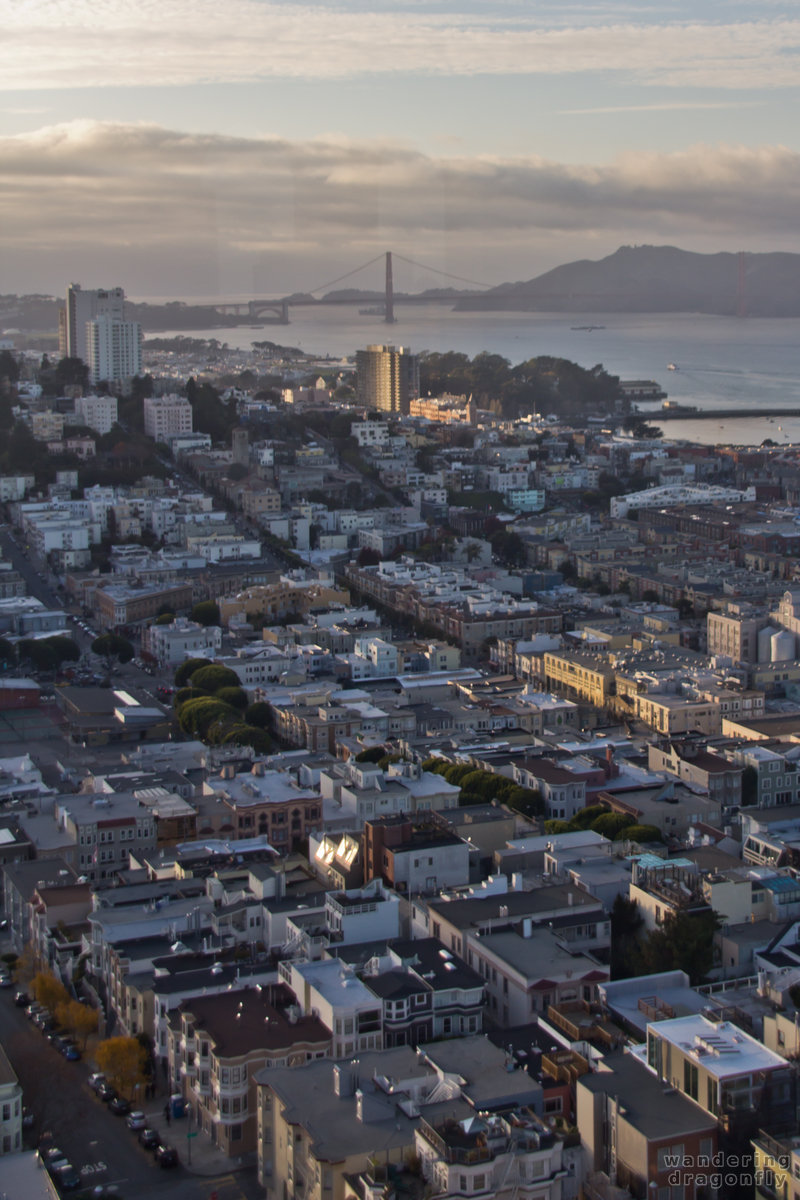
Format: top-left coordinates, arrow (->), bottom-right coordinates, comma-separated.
86,317 -> 142,385
203,762 -> 322,852
55,793 -> 158,884
74,392 -> 119,435
641,1014 -> 794,1135
355,344 -> 419,415
542,650 -> 615,708
143,394 -> 194,440
169,988 -> 331,1155
577,1050 -> 718,1200
415,1108 -> 569,1200
143,616 -> 222,667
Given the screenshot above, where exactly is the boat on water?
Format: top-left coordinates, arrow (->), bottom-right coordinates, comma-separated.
667,363 -> 678,371
571,324 -> 605,331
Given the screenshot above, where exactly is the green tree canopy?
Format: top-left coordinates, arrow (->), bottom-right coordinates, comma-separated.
18,635 -> 81,671
174,657 -> 213,688
178,696 -> 235,738
245,701 -> 272,729
191,600 -> 221,626
91,633 -> 135,663
190,664 -> 240,694
216,686 -> 248,710
636,910 -> 721,985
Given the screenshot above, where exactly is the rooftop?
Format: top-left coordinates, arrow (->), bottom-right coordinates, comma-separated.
647,1016 -> 788,1078
579,1051 -> 717,1140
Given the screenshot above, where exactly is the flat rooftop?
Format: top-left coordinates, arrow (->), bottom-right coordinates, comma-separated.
646,1016 -> 788,1078
580,1051 -> 717,1140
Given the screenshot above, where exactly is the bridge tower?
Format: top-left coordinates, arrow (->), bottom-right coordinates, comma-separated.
385,251 -> 395,324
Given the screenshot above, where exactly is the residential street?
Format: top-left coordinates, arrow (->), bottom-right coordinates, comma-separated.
0,985 -> 262,1200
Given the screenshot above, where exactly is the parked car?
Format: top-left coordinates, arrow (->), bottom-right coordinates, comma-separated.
109,1096 -> 130,1116
139,1127 -> 160,1150
97,1083 -> 117,1103
155,1144 -> 179,1168
88,1072 -> 106,1092
42,1147 -> 69,1171
63,1044 -> 81,1061
0,973 -> 12,988
14,990 -> 30,1007
53,1163 -> 82,1191
126,1110 -> 146,1131
26,1002 -> 43,1019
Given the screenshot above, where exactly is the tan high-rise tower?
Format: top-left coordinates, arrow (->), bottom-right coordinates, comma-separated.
355,344 -> 419,415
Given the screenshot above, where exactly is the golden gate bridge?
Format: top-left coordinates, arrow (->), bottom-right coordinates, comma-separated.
213,251 -> 494,325
213,249 -> 753,326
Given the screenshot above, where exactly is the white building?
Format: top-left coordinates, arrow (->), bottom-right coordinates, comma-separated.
143,394 -> 194,440
279,957 -> 384,1056
74,392 -> 119,435
86,317 -> 143,385
0,1045 -> 23,1156
143,618 -> 223,668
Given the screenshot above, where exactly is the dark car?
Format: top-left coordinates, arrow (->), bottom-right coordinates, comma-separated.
53,1163 -> 82,1191
0,973 -> 12,988
139,1127 -> 160,1150
97,1083 -> 117,1103
108,1096 -> 130,1116
14,991 -> 29,1007
63,1044 -> 81,1061
155,1144 -> 179,1168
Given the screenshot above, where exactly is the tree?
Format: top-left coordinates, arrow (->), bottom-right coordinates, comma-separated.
590,812 -> 635,840
95,1036 -> 148,1099
245,701 -> 272,728
191,600 -> 221,626
216,685 -> 248,710
222,723 -> 271,753
178,696 -> 235,738
31,970 -> 70,1011
154,612 -> 175,625
355,745 -> 387,763
0,349 -> 20,387
190,664 -> 240,693
56,998 -> 98,1048
91,633 -> 135,663
53,356 -> 90,393
610,895 -> 643,979
18,635 -> 80,672
636,909 -> 721,985
623,823 -> 663,843
174,656 -> 212,688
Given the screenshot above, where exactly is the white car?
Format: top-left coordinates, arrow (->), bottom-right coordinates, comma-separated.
126,1110 -> 147,1131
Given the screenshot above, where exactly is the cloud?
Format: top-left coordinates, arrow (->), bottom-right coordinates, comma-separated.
2,3 -> 800,90
3,121 -> 800,295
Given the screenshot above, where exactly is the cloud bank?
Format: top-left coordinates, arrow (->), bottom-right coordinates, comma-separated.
3,3 -> 800,90
3,121 -> 800,295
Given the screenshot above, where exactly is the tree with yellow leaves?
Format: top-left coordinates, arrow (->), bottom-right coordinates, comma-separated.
56,998 -> 99,1048
31,970 -> 69,1012
95,1037 -> 148,1100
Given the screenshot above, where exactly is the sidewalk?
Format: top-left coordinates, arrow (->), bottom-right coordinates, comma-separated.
142,1100 -> 258,1177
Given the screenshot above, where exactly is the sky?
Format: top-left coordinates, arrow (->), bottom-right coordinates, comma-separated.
2,0 -> 800,299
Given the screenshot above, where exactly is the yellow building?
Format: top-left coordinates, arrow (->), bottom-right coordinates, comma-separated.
542,650 -> 614,707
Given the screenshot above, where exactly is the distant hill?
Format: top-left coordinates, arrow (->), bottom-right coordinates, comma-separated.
454,245 -> 800,317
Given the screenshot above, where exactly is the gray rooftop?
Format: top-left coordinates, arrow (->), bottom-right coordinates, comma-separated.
579,1051 -> 717,1139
